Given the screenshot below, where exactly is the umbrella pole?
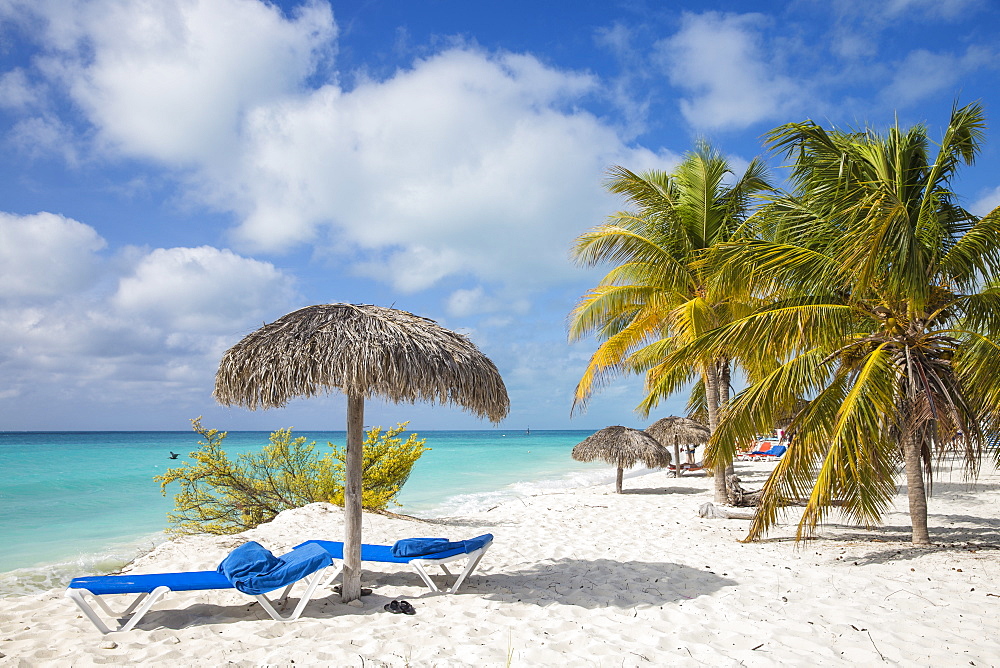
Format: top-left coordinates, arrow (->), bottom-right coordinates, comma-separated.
615,466 -> 623,493
342,392 -> 364,602
674,435 -> 681,478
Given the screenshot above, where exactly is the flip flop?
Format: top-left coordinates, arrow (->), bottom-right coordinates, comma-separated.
334,585 -> 373,596
383,600 -> 402,614
398,600 -> 416,615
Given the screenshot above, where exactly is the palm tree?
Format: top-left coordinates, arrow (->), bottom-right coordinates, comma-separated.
702,102 -> 1000,545
568,142 -> 772,503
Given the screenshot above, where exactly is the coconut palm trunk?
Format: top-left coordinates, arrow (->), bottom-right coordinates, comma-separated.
902,428 -> 931,545
704,363 -> 728,503
718,361 -> 735,478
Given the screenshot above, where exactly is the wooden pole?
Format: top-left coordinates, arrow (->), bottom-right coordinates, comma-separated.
673,435 -> 681,478
615,466 -> 624,493
342,392 -> 365,602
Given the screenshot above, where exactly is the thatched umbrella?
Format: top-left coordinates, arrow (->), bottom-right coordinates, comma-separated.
646,416 -> 711,478
214,303 -> 509,601
571,426 -> 671,493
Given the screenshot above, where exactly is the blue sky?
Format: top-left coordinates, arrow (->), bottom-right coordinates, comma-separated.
1,0 -> 999,432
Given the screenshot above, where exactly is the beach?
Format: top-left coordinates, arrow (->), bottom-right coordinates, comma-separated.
2,457 -> 999,666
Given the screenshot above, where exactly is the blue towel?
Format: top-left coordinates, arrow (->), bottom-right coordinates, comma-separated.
217,541 -> 332,595
391,537 -> 466,558
462,534 -> 493,553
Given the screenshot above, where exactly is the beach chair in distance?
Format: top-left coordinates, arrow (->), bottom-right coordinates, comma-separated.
297,533 -> 493,594
66,541 -> 336,634
757,444 -> 787,460
740,439 -> 776,460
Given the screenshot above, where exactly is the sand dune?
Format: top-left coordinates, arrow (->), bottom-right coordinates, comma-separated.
2,458 -> 999,666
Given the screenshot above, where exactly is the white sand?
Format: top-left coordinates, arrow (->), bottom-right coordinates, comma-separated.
3,458 -> 1000,667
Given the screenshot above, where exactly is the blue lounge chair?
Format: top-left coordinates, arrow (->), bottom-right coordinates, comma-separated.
66,541 -> 336,634
296,533 -> 493,594
764,444 -> 787,458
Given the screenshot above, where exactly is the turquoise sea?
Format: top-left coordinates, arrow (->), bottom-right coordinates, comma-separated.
0,429 -> 626,596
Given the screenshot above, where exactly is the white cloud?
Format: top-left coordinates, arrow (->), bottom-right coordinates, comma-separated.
969,186 -> 1000,217
9,116 -> 78,162
113,246 -> 298,332
26,0 -> 335,165
0,212 -> 106,300
0,212 -> 300,420
0,69 -> 42,109
881,46 -> 995,107
881,0 -> 984,20
445,286 -> 531,318
205,48 -> 675,293
655,11 -> 803,130
9,1 -> 680,306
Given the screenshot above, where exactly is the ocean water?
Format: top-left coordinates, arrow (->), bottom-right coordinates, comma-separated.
0,429 -> 634,596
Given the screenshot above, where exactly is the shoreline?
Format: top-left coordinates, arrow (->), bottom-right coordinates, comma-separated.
0,458 -> 637,592
2,459 -> 999,665
0,429 -> 606,577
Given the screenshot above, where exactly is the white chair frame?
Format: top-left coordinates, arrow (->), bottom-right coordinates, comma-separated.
66,562 -> 340,634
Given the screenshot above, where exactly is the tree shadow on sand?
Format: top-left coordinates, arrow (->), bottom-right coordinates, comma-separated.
620,486 -> 702,495
462,558 -> 736,609
753,511 -> 1000,565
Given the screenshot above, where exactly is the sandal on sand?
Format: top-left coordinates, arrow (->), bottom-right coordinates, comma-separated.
398,600 -> 416,615
334,585 -> 373,596
384,600 -> 402,614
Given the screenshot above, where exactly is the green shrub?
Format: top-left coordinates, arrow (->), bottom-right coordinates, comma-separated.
326,423 -> 430,510
156,418 -> 428,535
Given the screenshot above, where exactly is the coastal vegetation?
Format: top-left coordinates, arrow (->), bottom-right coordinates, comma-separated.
568,142 -> 772,503
573,103 -> 1000,545
156,418 -> 428,535
703,102 -> 1000,545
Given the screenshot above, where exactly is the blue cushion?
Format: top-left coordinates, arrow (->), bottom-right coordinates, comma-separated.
218,541 -> 332,595
68,571 -> 232,595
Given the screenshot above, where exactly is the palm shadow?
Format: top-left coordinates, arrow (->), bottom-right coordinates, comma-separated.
620,486 -> 702,495
461,558 -> 736,609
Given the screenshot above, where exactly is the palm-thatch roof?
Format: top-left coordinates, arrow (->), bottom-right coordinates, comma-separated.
214,303 -> 509,421
213,303 -> 509,602
645,416 -> 710,445
571,426 -> 671,469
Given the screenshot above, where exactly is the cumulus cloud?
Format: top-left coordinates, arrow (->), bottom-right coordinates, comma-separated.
0,212 -> 106,300
0,69 -> 43,110
881,46 -> 996,108
655,11 -> 803,130
114,246 -> 298,332
205,48 -> 674,292
969,186 -> 1000,218
445,286 -> 531,318
6,1 -> 677,302
0,211 -> 300,421
16,0 -> 335,165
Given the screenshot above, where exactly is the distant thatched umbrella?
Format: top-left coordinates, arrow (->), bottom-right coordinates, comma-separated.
646,416 -> 711,478
571,426 -> 671,493
775,399 -> 810,431
214,303 -> 509,601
